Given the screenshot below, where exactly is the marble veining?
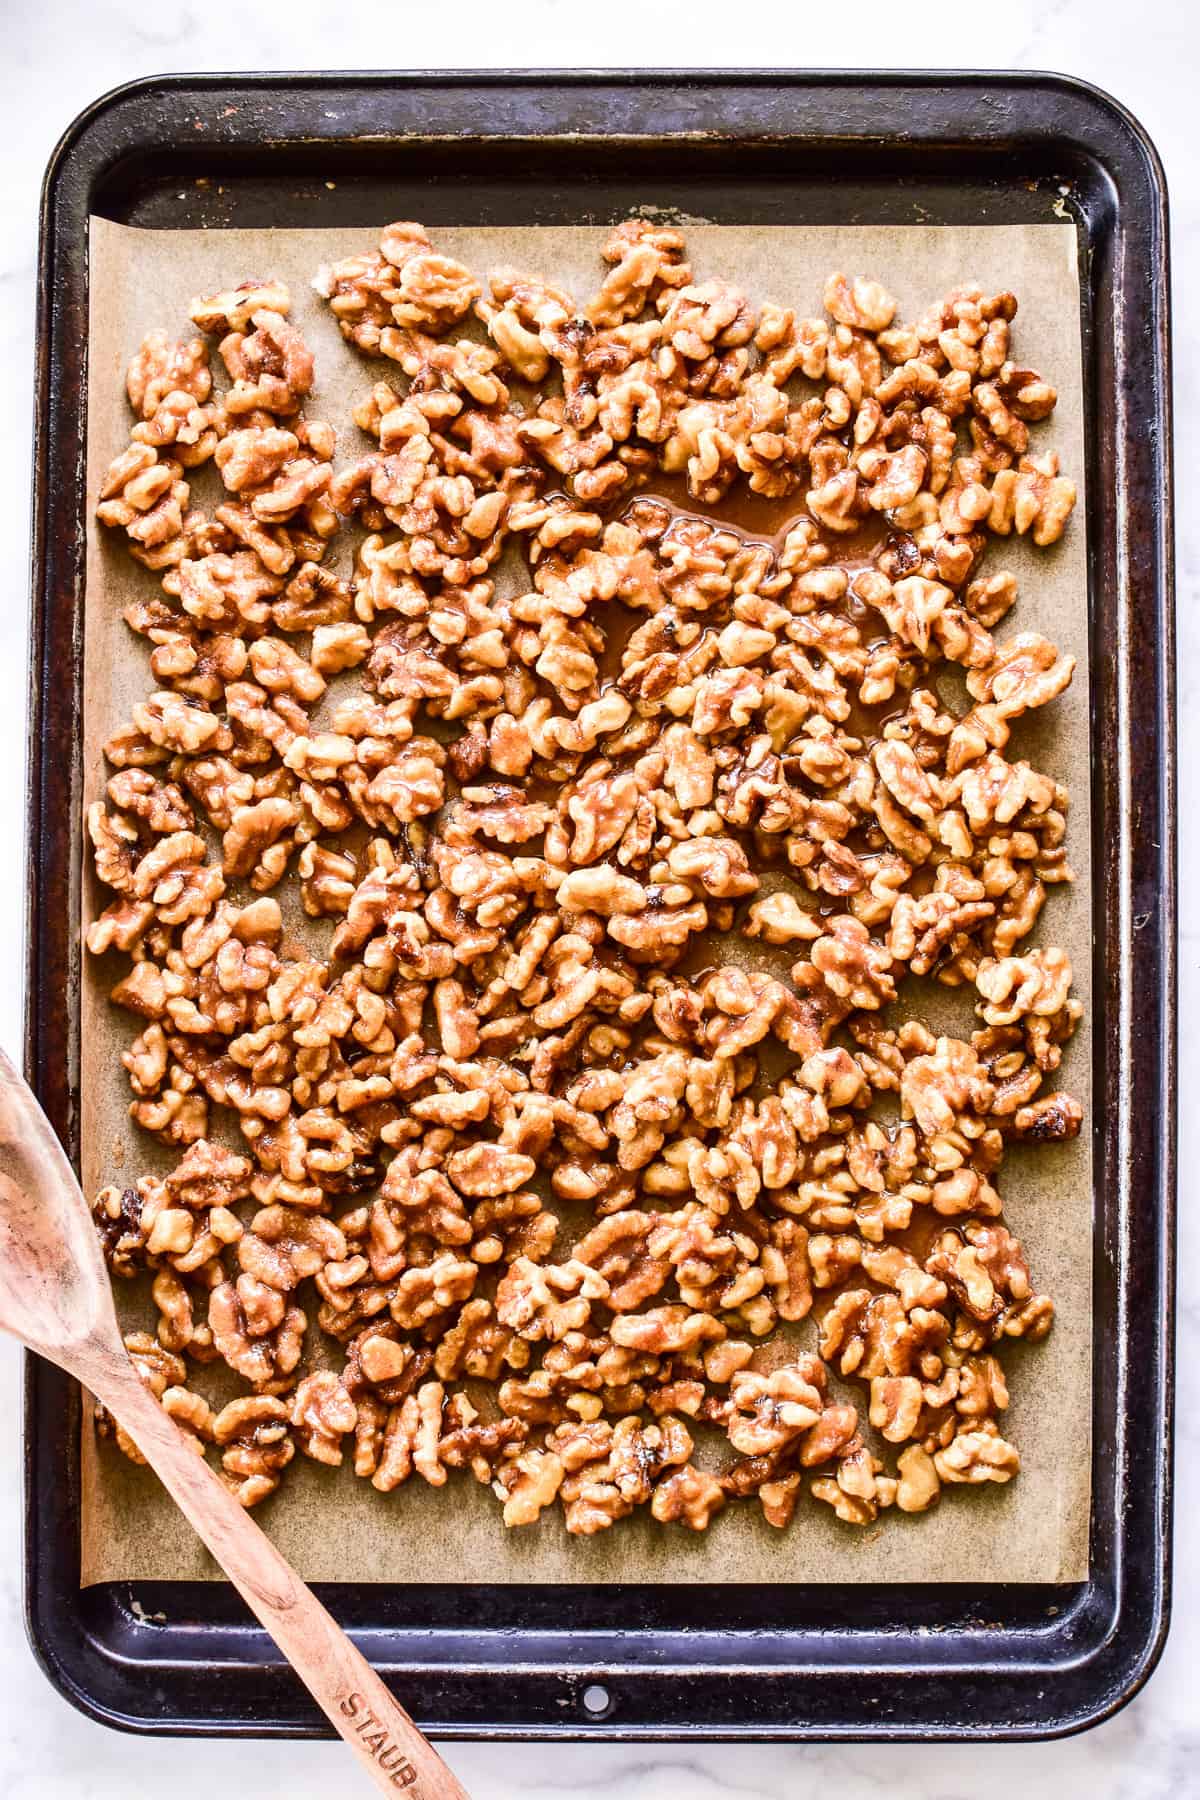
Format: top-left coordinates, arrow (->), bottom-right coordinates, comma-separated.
0,5 -> 1194,1793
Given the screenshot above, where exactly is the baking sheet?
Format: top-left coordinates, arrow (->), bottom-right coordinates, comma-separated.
79,217 -> 1092,1586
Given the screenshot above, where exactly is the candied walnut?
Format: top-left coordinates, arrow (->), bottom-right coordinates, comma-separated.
925,1222 -> 1036,1328
1009,1091 -> 1083,1142
94,1183 -> 153,1276
819,1288 -> 895,1372
343,1326 -> 433,1406
215,425 -> 301,494
96,447 -> 190,550
209,1278 -> 306,1387
555,865 -> 647,917
809,916 -> 895,1009
887,885 -> 993,979
994,360 -> 1057,422
896,1444 -> 941,1513
87,802 -> 138,893
220,308 -> 315,414
934,1421 -> 1020,1485
975,947 -> 1072,1025
496,1257 -> 610,1342
745,890 -> 821,945
824,273 -> 896,334
811,1435 -> 898,1526
190,279 -> 290,334
440,1411 -> 526,1484
661,280 -> 757,360
222,795 -> 298,886
589,219 -> 691,326
291,1371 -> 358,1465
759,1471 -> 803,1530
212,1395 -> 295,1507
299,842 -> 358,917
372,1381 -> 450,1492
610,1306 -> 724,1355
797,1403 -> 860,1468
608,897 -> 708,958
667,834 -> 757,899
988,452 -> 1076,545
651,1464 -> 726,1530
388,1254 -> 478,1330
447,1142 -> 536,1196
869,1375 -> 924,1444
496,1448 -> 565,1526
901,1036 -> 994,1136
643,1200 -> 760,1313
387,244 -> 480,331
166,1139 -> 253,1210
239,1206 -> 346,1293
806,468 -> 865,534
152,1267 -> 195,1351
435,1299 -> 528,1381
865,573 -> 951,655
162,1386 -> 217,1451
762,1219 -> 812,1322
170,550 -> 284,627
727,1359 -> 826,1456
124,1330 -> 186,1399
127,330 -> 213,416
554,1413 -> 692,1534
573,1211 -> 670,1310
132,690 -> 228,754
861,444 -> 928,512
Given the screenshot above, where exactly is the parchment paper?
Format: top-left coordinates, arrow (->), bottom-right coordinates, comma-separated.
80,217 -> 1092,1586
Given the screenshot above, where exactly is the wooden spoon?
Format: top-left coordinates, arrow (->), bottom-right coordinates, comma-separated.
0,1047 -> 469,1798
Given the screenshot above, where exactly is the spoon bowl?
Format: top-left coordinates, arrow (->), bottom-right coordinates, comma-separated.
0,1060 -> 117,1363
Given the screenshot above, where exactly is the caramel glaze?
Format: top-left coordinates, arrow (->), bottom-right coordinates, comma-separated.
626,470 -> 812,544
620,471 -> 887,561
585,482 -> 919,939
605,478 -> 894,706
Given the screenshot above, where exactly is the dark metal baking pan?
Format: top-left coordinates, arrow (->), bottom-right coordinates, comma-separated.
25,70 -> 1174,1742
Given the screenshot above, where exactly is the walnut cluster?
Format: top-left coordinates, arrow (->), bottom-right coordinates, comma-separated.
88,221 -> 1082,1535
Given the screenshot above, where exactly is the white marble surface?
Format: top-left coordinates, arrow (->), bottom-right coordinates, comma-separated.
0,5 -> 1195,1794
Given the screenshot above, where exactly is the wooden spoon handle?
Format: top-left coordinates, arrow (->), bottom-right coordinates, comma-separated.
94,1352 -> 470,1798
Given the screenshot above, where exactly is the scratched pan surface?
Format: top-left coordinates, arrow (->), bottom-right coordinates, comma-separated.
24,72 -> 1175,1741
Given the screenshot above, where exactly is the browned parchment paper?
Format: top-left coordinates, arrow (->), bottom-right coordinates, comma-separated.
80,217 -> 1092,1586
